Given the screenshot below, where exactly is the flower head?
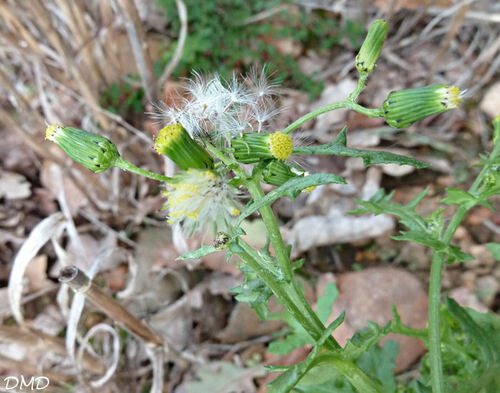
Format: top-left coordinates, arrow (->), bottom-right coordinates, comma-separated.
46,124 -> 119,173
154,123 -> 213,170
232,131 -> 293,163
163,169 -> 241,235
382,84 -> 463,128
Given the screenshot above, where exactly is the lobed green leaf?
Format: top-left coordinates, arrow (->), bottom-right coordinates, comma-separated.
293,127 -> 428,168
237,173 -> 346,225
177,244 -> 220,260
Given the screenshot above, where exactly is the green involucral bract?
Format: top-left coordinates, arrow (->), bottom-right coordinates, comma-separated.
45,124 -> 120,173
262,161 -> 302,187
154,123 -> 214,170
382,84 -> 461,128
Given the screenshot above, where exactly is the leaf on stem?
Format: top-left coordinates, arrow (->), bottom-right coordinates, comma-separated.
486,243 -> 500,261
229,263 -> 273,320
267,311 -> 346,393
177,244 -> 220,260
293,127 -> 428,168
441,188 -> 493,210
237,173 -> 346,225
268,283 -> 338,355
351,189 -> 472,263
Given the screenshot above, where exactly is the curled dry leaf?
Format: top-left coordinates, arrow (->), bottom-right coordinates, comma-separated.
77,323 -> 120,388
176,361 -> 266,393
0,170 -> 31,199
8,212 -> 67,324
65,248 -> 114,370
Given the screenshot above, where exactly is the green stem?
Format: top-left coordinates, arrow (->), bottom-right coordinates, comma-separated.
427,137 -> 500,393
204,142 -> 342,351
348,73 -> 368,102
235,241 -> 339,352
282,101 -> 349,135
391,324 -> 427,341
245,177 -> 294,281
428,252 -> 445,393
346,102 -> 383,118
281,73 -> 383,135
114,157 -> 172,183
237,247 -> 385,393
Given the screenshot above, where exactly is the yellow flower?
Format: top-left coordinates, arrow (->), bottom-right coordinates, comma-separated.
163,169 -> 241,235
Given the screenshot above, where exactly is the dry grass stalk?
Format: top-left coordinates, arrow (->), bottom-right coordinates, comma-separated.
26,1 -> 109,128
0,2 -> 43,56
54,0 -> 106,89
0,325 -> 105,375
0,354 -> 73,384
59,266 -> 163,346
115,0 -> 157,102
0,66 -> 45,126
158,0 -> 187,88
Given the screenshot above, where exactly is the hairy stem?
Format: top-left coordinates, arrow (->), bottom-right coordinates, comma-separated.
114,157 -> 172,183
245,177 -> 294,281
234,245 -> 391,393
427,137 -> 500,393
235,241 -> 339,351
428,252 -> 445,393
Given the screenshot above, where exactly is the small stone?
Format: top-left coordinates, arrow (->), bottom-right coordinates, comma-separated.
480,81 -> 500,119
467,244 -> 497,268
475,275 -> 499,307
319,268 -> 428,372
449,286 -> 488,313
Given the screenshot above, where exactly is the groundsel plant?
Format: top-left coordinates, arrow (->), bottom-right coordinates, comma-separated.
47,20 -> 500,393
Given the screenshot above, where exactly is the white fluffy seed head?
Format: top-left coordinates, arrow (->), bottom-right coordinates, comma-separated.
153,70 -> 280,141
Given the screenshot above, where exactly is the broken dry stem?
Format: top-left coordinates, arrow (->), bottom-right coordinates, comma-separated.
59,266 -> 163,346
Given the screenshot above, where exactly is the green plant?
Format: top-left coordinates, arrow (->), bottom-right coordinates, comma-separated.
48,19 -> 500,393
157,0 -> 365,97
99,80 -> 144,117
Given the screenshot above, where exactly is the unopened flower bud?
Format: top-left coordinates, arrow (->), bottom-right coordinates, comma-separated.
232,131 -> 293,164
262,160 -> 301,186
45,124 -> 119,173
154,124 -> 213,170
382,84 -> 462,128
355,19 -> 388,74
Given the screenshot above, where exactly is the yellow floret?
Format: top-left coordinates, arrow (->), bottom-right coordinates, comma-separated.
230,208 -> 240,216
268,132 -> 293,161
154,124 -> 183,153
45,123 -> 64,141
205,170 -> 217,180
448,86 -> 461,108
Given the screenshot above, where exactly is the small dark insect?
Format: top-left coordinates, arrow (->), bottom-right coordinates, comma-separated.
214,232 -> 230,249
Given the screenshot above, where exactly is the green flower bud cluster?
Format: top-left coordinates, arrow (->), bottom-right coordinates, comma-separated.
46,124 -> 119,173
382,84 -> 462,128
154,124 -> 213,170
